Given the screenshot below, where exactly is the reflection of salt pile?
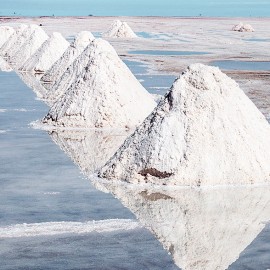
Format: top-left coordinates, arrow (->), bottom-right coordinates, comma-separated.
0,26 -> 14,48
41,31 -> 94,88
96,181 -> 270,270
103,20 -> 137,38
19,32 -> 69,73
49,130 -> 131,175
9,26 -> 49,69
0,24 -> 28,55
99,64 -> 270,186
42,38 -> 156,129
232,22 -> 254,32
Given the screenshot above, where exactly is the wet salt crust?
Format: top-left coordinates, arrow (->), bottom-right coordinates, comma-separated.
99,64 -> 270,186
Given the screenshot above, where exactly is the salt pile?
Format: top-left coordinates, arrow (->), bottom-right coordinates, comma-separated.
9,26 -> 49,69
42,38 -> 156,129
232,22 -> 254,32
0,56 -> 12,72
103,20 -> 137,38
99,63 -> 270,186
19,32 -> 69,73
41,31 -> 94,88
0,26 -> 15,48
0,24 -> 28,55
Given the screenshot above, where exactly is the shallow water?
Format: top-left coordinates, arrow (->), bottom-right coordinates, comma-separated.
244,38 -> 270,42
124,59 -> 175,95
0,70 -> 178,269
210,60 -> 270,71
129,50 -> 210,56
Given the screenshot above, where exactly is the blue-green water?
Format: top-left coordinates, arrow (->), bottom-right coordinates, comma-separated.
210,60 -> 270,71
129,50 -> 210,56
0,0 -> 270,17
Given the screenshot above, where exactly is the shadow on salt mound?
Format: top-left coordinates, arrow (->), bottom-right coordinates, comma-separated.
92,178 -> 270,270
19,32 -> 69,74
103,20 -> 138,38
99,63 -> 270,186
41,38 -> 156,129
40,31 -> 94,89
232,22 -> 254,32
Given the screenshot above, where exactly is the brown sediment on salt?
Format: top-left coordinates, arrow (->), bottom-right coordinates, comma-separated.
42,38 -> 156,129
99,63 -> 270,186
103,20 -> 138,38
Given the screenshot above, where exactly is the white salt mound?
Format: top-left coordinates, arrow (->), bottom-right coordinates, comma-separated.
40,31 -> 94,88
19,32 -> 69,73
42,38 -> 156,129
99,63 -> 270,186
232,22 -> 254,32
0,24 -> 28,55
0,26 -> 15,48
9,26 -> 49,69
103,20 -> 137,38
0,56 -> 12,72
5,24 -> 41,59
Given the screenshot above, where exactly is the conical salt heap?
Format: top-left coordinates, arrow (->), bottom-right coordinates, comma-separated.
41,31 -> 94,88
103,20 -> 137,38
232,22 -> 254,32
9,26 -> 49,69
0,24 -> 28,55
42,38 -> 156,129
0,26 -> 15,48
19,32 -> 69,73
99,63 -> 270,186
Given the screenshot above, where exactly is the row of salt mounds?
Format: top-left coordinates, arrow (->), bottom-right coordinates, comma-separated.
42,38 -> 156,129
9,26 -> 49,69
232,22 -> 254,32
0,26 -> 15,48
41,31 -> 94,89
99,63 -> 270,186
103,20 -> 137,38
19,32 -> 69,74
0,24 -> 28,56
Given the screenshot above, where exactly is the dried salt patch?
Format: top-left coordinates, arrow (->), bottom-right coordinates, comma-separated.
103,20 -> 138,38
99,63 -> 270,186
232,22 -> 254,32
10,26 -> 49,69
40,31 -> 94,88
19,32 -> 69,73
42,38 -> 156,129
0,26 -> 15,48
0,24 -> 28,54
0,219 -> 141,238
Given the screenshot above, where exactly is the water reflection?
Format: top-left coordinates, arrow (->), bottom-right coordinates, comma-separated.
46,127 -> 270,270
49,129 -> 131,176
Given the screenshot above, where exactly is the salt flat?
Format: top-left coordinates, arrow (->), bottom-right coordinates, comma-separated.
1,16 -> 269,119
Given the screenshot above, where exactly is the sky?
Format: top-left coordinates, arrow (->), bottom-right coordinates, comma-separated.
0,0 -> 270,17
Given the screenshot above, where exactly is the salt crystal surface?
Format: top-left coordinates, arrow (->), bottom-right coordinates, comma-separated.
19,32 -> 69,73
103,20 -> 138,38
0,24 -> 28,55
9,26 -> 49,69
99,63 -> 270,186
42,38 -> 156,129
232,22 -> 254,32
41,31 -> 94,88
0,26 -> 14,48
